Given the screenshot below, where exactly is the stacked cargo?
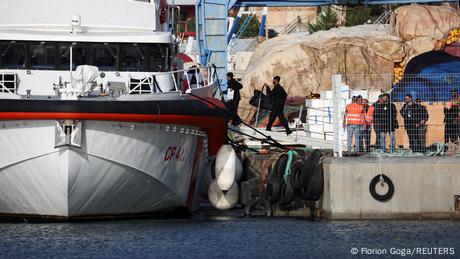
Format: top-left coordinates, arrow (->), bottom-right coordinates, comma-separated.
304,86 -> 382,141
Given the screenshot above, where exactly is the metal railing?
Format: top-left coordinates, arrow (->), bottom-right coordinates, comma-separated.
127,65 -> 219,95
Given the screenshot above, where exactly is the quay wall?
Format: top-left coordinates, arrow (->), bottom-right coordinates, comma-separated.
322,157 -> 460,220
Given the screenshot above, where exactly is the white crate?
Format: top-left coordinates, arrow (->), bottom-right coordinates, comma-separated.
307,107 -> 323,116
323,123 -> 334,132
320,91 -> 333,100
322,99 -> 333,107
306,115 -> 323,125
304,124 -> 324,133
305,99 -> 324,108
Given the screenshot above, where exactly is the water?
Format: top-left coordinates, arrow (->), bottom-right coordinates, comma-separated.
0,215 -> 459,258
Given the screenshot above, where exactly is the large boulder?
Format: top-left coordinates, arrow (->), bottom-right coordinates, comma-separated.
392,4 -> 460,63
392,4 -> 460,41
241,25 -> 404,109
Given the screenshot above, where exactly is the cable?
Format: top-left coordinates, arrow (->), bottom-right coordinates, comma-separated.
228,127 -> 285,149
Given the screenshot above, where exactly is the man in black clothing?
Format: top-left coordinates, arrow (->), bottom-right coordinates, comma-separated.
400,94 -> 429,152
226,72 -> 243,126
416,98 -> 429,151
374,93 -> 398,153
444,89 -> 460,143
265,76 -> 292,135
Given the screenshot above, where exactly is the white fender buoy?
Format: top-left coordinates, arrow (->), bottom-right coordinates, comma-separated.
208,180 -> 239,210
215,145 -> 236,190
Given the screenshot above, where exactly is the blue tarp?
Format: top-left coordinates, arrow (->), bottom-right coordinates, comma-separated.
392,51 -> 460,102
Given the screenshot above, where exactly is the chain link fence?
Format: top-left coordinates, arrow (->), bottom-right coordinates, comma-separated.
304,73 -> 460,155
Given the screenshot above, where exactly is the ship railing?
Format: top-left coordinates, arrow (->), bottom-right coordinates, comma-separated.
127,65 -> 218,95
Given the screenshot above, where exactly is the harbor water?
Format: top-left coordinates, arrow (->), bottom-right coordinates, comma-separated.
0,215 -> 458,258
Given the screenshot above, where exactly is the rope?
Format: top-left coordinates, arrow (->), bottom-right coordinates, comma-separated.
283,150 -> 298,184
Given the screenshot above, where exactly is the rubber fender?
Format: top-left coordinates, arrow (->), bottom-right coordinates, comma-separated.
290,158 -> 305,190
244,198 -> 272,217
302,150 -> 324,201
273,154 -> 288,182
215,145 -> 236,191
302,149 -> 322,188
208,180 -> 239,210
278,179 -> 295,205
270,180 -> 281,202
369,174 -> 395,202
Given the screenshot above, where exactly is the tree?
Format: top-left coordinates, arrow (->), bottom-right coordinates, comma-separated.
345,5 -> 385,27
308,7 -> 338,34
233,14 -> 261,38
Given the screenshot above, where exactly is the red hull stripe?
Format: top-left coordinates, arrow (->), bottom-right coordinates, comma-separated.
0,112 -> 225,127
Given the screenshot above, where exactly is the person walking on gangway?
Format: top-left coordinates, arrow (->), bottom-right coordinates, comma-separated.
265,76 -> 293,136
343,96 -> 365,153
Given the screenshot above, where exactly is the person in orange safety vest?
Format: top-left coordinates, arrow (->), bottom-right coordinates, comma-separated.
343,96 -> 365,153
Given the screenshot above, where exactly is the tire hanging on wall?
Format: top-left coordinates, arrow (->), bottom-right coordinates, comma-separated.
302,150 -> 324,201
369,174 -> 395,202
290,158 -> 305,190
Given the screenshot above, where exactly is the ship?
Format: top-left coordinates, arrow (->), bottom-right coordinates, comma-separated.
0,0 -> 228,220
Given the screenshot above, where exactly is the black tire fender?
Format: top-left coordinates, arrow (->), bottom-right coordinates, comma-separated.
369,174 -> 395,202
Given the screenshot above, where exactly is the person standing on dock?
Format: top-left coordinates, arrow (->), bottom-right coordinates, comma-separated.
343,96 -> 365,153
374,93 -> 398,153
400,94 -> 428,152
360,99 -> 373,153
227,72 -> 243,126
416,98 -> 429,151
265,76 -> 293,136
444,89 -> 460,143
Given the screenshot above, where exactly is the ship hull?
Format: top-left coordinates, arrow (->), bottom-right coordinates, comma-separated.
0,120 -> 210,220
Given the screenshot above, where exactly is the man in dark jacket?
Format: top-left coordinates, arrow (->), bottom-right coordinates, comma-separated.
416,98 -> 429,151
373,93 -> 398,153
227,72 -> 243,126
265,76 -> 292,135
444,89 -> 460,143
400,94 -> 429,152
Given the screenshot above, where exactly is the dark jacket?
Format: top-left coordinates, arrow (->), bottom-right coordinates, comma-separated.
373,101 -> 398,133
267,84 -> 287,110
227,79 -> 243,101
444,105 -> 460,124
400,103 -> 429,127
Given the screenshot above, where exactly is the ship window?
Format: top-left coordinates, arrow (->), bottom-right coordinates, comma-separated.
0,41 -> 26,69
92,43 -> 119,71
149,44 -> 169,72
120,43 -> 148,71
29,42 -> 57,70
57,42 -> 89,70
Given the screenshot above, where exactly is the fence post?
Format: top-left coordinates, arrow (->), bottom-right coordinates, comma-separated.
333,74 -> 343,157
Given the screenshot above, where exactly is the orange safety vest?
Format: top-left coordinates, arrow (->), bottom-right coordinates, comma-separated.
365,105 -> 374,125
346,103 -> 364,125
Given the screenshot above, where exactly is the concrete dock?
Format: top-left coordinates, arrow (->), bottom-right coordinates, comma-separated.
322,156 -> 460,220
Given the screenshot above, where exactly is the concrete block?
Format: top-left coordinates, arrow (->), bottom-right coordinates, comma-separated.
322,157 -> 460,220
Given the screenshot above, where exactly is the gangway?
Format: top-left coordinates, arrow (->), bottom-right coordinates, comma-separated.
233,126 -> 347,150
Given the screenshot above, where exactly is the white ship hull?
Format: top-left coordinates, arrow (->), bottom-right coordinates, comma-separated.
0,120 -> 209,219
